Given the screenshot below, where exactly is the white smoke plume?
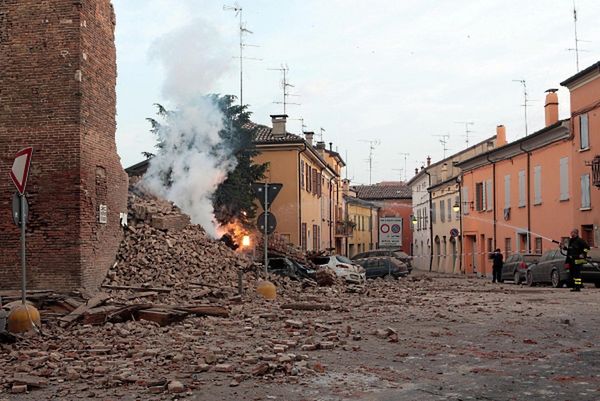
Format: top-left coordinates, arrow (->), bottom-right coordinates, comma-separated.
142,18 -> 235,237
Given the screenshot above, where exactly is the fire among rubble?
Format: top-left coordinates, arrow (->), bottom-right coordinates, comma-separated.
217,219 -> 254,252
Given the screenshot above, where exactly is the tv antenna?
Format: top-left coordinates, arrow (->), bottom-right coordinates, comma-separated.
360,139 -> 380,185
223,4 -> 262,107
318,127 -> 326,142
268,64 -> 300,114
454,121 -> 474,147
433,134 -> 450,159
512,79 -> 530,136
567,1 -> 590,72
289,117 -> 307,134
398,152 -> 409,181
392,168 -> 404,182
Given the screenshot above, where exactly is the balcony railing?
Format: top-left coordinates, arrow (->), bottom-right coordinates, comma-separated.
335,221 -> 353,237
592,156 -> 600,188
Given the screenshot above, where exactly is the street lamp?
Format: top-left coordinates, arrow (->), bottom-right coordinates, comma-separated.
453,201 -> 474,212
411,215 -> 417,225
452,202 -> 460,213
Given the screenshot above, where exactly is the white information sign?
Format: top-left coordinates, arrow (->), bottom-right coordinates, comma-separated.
379,217 -> 403,248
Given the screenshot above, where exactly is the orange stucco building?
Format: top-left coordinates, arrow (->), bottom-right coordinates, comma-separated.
252,115 -> 347,254
455,61 -> 600,277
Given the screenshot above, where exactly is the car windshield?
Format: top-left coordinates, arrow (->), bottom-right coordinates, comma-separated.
336,255 -> 353,264
311,256 -> 330,265
393,251 -> 409,259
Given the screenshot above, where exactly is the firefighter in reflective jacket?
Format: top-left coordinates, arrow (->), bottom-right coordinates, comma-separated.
564,229 -> 590,292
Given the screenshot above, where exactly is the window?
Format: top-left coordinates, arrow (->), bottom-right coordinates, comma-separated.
504,238 -> 512,257
560,157 -> 569,201
582,225 -> 595,247
417,209 -> 421,231
504,175 -> 511,208
431,202 -> 437,224
313,224 -> 319,250
306,166 -> 311,193
300,161 -> 305,189
475,182 -> 484,211
535,237 -> 542,254
486,179 -> 493,210
301,223 -> 307,251
440,199 -> 445,222
580,113 -> 589,150
462,187 -> 469,215
487,238 -> 493,255
581,174 -> 591,209
447,199 -> 452,222
423,206 -> 428,229
518,170 -> 526,207
534,166 -> 542,205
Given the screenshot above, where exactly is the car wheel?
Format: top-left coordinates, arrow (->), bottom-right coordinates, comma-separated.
514,271 -> 521,285
526,270 -> 534,287
551,269 -> 562,288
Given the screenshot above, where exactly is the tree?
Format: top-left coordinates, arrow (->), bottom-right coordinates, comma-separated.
145,95 -> 267,228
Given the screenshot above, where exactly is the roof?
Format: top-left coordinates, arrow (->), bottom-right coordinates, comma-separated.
560,61 -> 600,88
245,122 -> 303,144
352,183 -> 412,200
125,158 -> 151,177
343,195 -> 380,209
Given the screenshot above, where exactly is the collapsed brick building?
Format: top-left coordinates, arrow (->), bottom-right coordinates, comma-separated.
0,0 -> 128,291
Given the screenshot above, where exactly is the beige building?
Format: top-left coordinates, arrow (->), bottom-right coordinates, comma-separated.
344,192 -> 379,258
251,115 -> 346,253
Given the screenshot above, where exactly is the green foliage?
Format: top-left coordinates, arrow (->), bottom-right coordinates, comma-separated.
146,95 -> 267,228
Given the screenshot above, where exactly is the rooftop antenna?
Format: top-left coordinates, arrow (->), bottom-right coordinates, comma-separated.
360,140 -> 380,185
345,150 -> 348,180
433,134 -> 450,159
392,168 -> 404,182
223,4 -> 262,107
454,121 -> 474,147
289,117 -> 307,134
268,64 -> 300,114
512,79 -> 530,136
318,127 -> 326,142
398,152 -> 409,181
567,1 -> 590,72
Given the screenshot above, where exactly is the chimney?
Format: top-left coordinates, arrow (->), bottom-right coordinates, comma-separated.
270,114 -> 288,137
415,167 -> 419,175
316,141 -> 326,150
329,142 -> 333,151
304,131 -> 314,145
342,178 -> 350,194
544,89 -> 559,126
426,156 -> 431,167
441,163 -> 448,181
496,125 -> 507,146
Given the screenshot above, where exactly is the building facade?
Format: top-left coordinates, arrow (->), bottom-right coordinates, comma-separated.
344,194 -> 379,258
252,115 -> 346,254
0,0 -> 128,291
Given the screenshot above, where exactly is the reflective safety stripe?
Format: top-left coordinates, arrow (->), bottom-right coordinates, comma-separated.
575,259 -> 586,264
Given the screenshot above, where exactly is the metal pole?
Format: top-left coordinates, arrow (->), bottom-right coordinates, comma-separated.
264,182 -> 268,276
20,194 -> 26,305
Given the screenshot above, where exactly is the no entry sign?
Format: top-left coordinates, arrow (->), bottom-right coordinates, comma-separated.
10,147 -> 33,195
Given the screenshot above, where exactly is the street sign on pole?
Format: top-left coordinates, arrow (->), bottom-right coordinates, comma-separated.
257,212 -> 277,234
252,183 -> 283,211
10,147 -> 33,195
12,192 -> 29,226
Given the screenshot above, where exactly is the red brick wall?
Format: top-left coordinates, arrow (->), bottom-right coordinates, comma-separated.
0,0 -> 128,291
379,199 -> 413,253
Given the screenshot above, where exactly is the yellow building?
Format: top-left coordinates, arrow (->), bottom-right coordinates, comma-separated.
251,115 -> 346,253
344,193 -> 379,258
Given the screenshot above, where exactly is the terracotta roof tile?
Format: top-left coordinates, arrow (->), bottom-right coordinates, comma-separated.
352,183 -> 412,200
245,122 -> 302,143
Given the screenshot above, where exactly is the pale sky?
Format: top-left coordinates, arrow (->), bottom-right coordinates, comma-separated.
113,0 -> 600,186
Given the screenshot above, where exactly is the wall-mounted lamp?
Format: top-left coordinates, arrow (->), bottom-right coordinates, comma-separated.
453,201 -> 474,212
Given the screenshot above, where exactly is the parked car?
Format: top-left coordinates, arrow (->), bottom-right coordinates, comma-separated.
268,257 -> 315,281
525,248 -> 600,288
353,256 -> 409,279
500,253 -> 541,284
310,255 -> 366,284
351,249 -> 413,273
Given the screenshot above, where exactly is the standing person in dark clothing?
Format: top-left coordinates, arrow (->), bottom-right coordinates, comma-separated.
491,248 -> 503,283
563,229 -> 590,292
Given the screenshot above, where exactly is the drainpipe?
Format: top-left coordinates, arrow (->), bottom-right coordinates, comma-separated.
424,170 -> 433,272
457,175 -> 463,273
329,175 -> 335,252
298,145 -> 308,247
486,154 -> 497,249
519,142 -> 532,252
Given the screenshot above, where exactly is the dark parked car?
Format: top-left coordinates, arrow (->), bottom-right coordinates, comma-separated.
351,249 -> 413,273
500,253 -> 540,284
525,249 -> 600,288
268,257 -> 315,281
353,256 -> 409,279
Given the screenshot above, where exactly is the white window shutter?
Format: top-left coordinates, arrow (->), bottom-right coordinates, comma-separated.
504,175 -> 511,208
463,187 -> 469,215
559,157 -> 569,200
486,179 -> 493,211
580,114 -> 589,149
518,170 -> 526,207
534,166 -> 542,204
581,174 -> 591,209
